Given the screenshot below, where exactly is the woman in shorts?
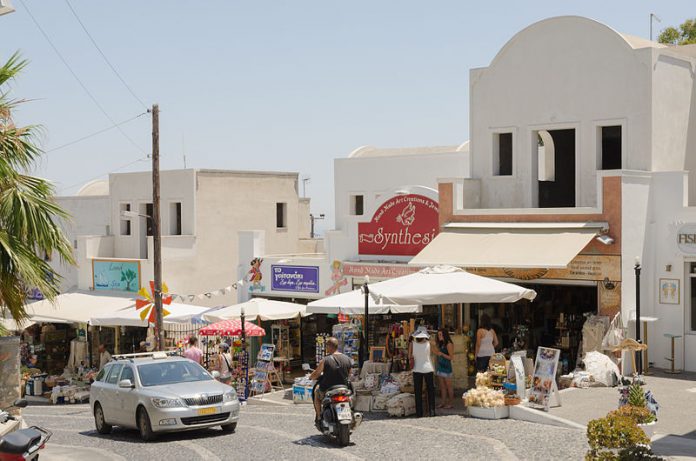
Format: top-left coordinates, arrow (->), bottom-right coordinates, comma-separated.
434,328 -> 454,409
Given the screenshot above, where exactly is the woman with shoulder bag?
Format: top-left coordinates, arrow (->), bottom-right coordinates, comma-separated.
215,343 -> 233,384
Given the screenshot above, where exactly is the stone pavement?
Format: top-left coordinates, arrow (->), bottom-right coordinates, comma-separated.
546,370 -> 696,460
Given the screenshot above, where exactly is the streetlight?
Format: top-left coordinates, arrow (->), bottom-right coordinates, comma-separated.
120,209 -> 164,352
360,275 -> 370,367
634,256 -> 642,375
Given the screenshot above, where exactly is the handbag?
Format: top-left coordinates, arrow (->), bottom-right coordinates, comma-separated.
601,313 -> 624,351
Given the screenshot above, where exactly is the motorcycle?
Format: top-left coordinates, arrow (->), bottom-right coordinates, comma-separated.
303,364 -> 362,447
0,399 -> 51,461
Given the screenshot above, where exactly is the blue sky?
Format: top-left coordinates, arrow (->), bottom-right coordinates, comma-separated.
1,1 -> 693,233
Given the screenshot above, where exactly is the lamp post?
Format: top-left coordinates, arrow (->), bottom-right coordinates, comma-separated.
240,304 -> 249,400
635,256 -> 643,375
361,275 -> 370,367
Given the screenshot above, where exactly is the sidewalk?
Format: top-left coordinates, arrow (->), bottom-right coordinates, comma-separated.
543,370 -> 696,460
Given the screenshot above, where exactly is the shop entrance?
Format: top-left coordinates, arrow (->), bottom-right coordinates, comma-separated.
471,282 -> 597,373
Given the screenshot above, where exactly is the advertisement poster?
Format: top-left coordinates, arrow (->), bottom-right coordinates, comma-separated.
93,259 -> 141,292
271,265 -> 319,293
528,347 -> 560,411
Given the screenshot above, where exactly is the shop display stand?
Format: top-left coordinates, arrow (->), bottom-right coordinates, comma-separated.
249,344 -> 283,399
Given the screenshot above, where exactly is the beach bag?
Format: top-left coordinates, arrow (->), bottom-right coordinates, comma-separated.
601,313 -> 624,353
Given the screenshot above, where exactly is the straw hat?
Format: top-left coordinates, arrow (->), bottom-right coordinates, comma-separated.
611,338 -> 648,352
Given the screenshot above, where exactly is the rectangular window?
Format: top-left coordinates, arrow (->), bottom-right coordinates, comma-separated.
276,202 -> 287,228
169,202 -> 182,235
493,132 -> 513,176
145,203 -> 153,237
350,195 -> 364,216
600,125 -> 622,170
120,203 -> 131,236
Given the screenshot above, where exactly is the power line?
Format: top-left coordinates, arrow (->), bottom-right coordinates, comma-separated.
18,0 -> 147,156
63,0 -> 148,111
47,111 -> 147,153
59,155 -> 149,193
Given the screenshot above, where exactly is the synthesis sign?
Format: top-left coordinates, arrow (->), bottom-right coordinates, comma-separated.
358,194 -> 439,256
271,265 -> 319,293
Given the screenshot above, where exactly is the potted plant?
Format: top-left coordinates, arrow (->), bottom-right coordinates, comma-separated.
586,415 -> 652,460
616,382 -> 658,439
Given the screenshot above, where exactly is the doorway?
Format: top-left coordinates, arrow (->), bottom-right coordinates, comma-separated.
538,129 -> 575,208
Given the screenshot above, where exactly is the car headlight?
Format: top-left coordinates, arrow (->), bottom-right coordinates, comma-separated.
223,389 -> 237,402
151,397 -> 184,408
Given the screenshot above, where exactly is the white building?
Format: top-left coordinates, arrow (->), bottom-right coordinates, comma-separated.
51,169 -> 315,307
411,16 -> 696,372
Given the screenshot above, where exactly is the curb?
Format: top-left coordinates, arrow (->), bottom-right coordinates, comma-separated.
509,405 -> 587,430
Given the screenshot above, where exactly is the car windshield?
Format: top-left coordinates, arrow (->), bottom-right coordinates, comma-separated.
137,361 -> 213,387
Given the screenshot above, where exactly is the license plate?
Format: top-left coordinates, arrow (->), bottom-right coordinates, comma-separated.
336,404 -> 352,421
197,407 -> 217,416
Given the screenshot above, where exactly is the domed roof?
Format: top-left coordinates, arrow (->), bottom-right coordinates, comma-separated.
76,179 -> 109,196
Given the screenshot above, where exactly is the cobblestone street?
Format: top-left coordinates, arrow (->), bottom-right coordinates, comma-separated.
23,403 -> 588,461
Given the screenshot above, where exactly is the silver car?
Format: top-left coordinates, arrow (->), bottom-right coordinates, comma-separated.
90,352 -> 240,441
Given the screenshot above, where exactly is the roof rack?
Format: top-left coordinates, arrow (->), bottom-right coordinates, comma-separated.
112,351 -> 180,361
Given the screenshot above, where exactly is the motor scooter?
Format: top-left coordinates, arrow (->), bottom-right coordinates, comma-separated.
302,364 -> 362,447
0,399 -> 51,461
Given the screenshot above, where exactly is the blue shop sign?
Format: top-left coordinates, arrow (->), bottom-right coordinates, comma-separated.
271,265 -> 319,293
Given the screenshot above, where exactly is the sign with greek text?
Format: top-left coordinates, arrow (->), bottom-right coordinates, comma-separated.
358,194 -> 439,256
271,265 -> 319,293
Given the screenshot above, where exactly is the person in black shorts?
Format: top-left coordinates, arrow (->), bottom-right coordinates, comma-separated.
309,336 -> 352,427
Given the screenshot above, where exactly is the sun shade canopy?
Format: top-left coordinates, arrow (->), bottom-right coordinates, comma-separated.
202,298 -> 310,322
409,226 -> 599,269
307,289 -> 421,315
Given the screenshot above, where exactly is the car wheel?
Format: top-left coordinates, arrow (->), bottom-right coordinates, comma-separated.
220,422 -> 237,433
94,403 -> 112,434
137,407 -> 156,442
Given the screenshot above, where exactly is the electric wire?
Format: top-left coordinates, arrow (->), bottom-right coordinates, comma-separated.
18,0 -> 147,156
59,155 -> 150,193
63,0 -> 148,111
47,111 -> 147,153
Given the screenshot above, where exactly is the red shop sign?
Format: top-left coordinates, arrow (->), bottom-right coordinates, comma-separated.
358,194 -> 439,256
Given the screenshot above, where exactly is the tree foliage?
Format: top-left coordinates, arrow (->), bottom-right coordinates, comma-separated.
658,18 -> 696,45
0,52 -> 74,323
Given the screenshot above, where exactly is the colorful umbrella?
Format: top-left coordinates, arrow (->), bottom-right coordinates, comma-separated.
136,281 -> 172,323
199,319 -> 266,337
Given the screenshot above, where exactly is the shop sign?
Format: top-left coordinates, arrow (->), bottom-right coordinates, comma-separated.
271,265 -> 319,293
358,194 -> 439,256
93,259 -> 141,292
467,255 -> 621,282
343,262 -> 420,279
677,224 -> 696,254
528,347 -> 561,412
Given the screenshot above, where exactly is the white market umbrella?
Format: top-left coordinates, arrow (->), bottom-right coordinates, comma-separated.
90,302 -> 212,327
307,289 -> 420,315
202,298 -> 311,322
24,290 -> 140,324
369,265 -> 537,305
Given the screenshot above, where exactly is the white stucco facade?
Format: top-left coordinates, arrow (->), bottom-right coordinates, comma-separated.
53,169 -> 313,307
443,16 -> 696,371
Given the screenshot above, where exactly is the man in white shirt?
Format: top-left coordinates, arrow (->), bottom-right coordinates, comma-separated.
98,344 -> 112,370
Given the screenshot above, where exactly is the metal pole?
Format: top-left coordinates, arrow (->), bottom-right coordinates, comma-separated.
241,307 -> 248,399
362,279 -> 369,367
151,104 -> 164,351
635,257 -> 642,375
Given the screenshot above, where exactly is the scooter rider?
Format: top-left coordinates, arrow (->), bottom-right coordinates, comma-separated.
309,337 -> 352,428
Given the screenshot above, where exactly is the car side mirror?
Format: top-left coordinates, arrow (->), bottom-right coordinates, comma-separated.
302,363 -> 310,371
13,399 -> 28,408
118,379 -> 135,389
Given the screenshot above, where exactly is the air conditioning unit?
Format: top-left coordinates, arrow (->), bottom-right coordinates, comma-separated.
0,0 -> 15,16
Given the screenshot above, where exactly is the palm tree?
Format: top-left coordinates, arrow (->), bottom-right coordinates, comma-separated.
0,52 -> 74,324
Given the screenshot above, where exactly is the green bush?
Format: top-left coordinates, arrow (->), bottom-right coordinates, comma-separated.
608,405 -> 656,425
628,382 -> 647,407
586,415 -> 651,460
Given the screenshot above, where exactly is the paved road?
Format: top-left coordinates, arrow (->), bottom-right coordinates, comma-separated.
22,403 -> 588,460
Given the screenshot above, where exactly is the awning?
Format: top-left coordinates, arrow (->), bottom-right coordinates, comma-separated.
409,225 -> 600,269
24,290 -> 140,324
307,289 -> 420,315
90,302 -> 212,327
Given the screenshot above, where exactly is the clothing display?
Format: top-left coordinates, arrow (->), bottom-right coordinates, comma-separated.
67,340 -> 87,371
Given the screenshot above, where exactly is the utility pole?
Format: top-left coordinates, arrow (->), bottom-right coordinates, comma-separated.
151,104 -> 164,351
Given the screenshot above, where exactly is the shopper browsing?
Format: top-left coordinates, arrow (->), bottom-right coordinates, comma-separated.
475,314 -> 498,372
183,336 -> 204,365
409,326 -> 436,417
434,328 -> 454,409
98,344 -> 111,370
215,342 -> 233,384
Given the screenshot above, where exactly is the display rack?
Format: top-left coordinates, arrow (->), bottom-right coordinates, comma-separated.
332,323 -> 360,365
